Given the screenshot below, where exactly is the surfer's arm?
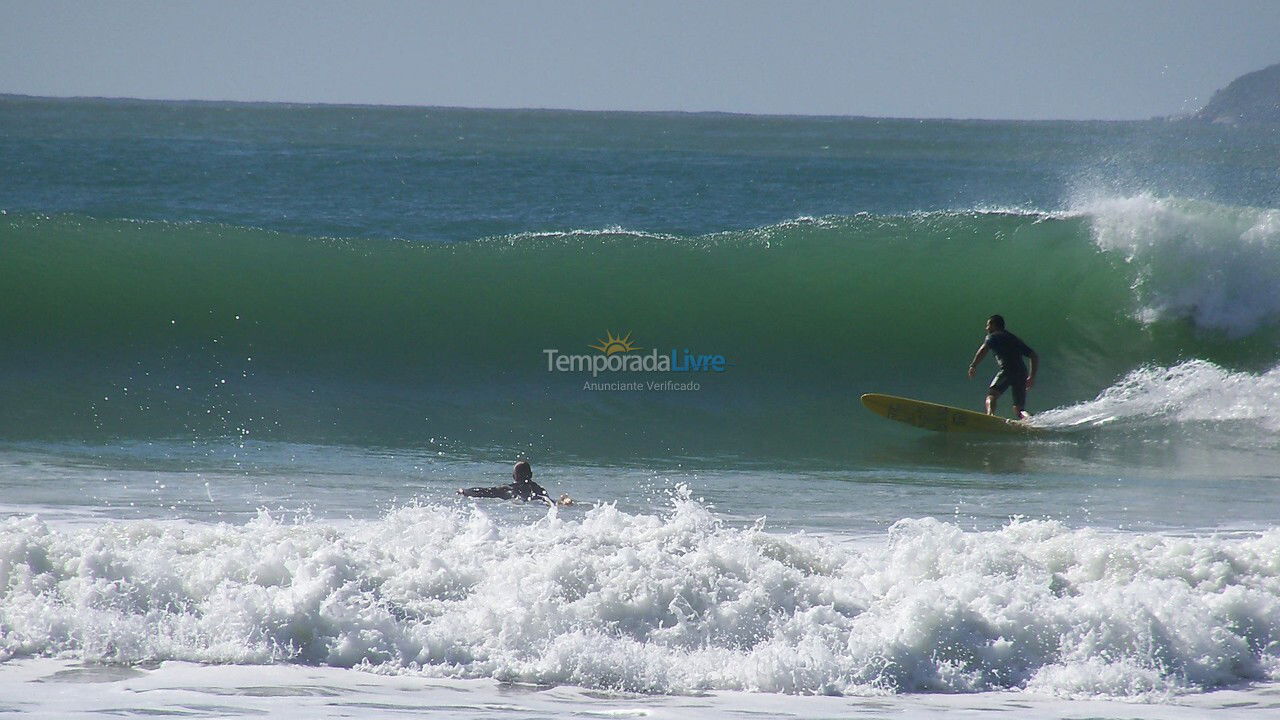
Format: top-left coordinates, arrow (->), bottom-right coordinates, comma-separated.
1025,350 -> 1038,388
458,485 -> 515,499
967,344 -> 988,378
531,483 -> 553,506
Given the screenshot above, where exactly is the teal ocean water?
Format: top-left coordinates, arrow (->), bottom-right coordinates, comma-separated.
2,96 -> 1280,716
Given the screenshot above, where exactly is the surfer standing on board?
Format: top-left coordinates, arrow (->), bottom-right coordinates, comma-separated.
967,314 -> 1038,420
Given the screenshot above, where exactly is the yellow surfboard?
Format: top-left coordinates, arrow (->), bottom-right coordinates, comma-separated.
860,393 -> 1039,434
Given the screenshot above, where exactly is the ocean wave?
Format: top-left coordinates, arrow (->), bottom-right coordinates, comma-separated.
1079,194 -> 1280,336
2,202 -> 1278,455
1,497 -> 1277,698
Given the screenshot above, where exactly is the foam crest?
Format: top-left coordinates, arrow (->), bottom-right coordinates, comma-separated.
1081,194 -> 1280,335
1035,360 -> 1280,432
2,500 -> 1279,699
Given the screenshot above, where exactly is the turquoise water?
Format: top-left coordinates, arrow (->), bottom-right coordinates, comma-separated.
2,96 -> 1280,710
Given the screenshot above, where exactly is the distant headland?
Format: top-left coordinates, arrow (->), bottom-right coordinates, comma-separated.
1192,62 -> 1280,126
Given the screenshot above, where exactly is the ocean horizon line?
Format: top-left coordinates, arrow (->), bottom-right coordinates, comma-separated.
0,91 -> 1156,124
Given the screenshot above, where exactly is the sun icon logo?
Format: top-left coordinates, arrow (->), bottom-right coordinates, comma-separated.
589,330 -> 641,356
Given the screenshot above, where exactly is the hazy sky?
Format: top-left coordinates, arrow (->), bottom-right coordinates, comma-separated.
3,0 -> 1278,120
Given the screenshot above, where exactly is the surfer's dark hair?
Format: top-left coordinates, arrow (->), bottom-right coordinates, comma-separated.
513,460 -> 533,482
987,314 -> 1005,330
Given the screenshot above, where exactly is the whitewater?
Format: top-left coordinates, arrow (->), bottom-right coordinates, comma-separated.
4,497 -> 1280,717
3,96 -> 1280,718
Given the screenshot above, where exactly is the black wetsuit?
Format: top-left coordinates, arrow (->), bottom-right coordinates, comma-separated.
459,479 -> 550,503
983,330 -> 1035,409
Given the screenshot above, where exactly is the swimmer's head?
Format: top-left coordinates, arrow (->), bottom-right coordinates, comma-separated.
513,460 -> 533,483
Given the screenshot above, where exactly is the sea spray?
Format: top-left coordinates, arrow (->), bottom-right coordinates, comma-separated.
1082,194 -> 1280,336
1036,359 -> 1280,433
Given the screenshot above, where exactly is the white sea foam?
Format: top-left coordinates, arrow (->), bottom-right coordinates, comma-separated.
5,657 -> 1276,720
1079,194 -> 1280,336
2,495 -> 1278,700
1035,359 -> 1280,433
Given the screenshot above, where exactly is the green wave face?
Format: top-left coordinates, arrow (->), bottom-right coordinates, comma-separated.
3,205 -> 1278,460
